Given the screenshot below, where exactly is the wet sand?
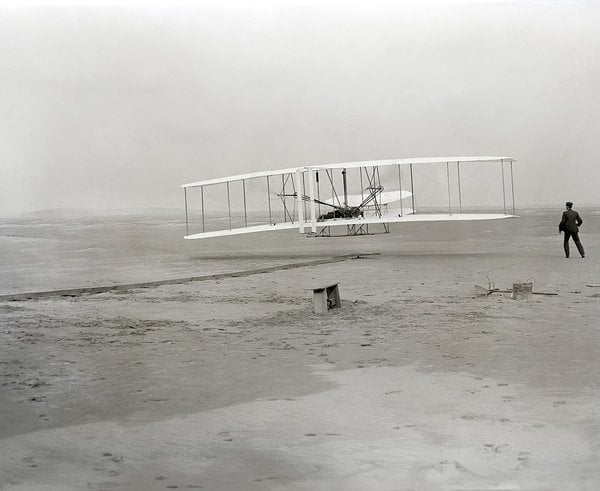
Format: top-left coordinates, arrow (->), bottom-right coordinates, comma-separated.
1,209 -> 599,489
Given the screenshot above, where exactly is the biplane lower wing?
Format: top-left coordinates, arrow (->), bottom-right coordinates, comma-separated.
314,213 -> 514,227
181,156 -> 517,239
184,222 -> 297,240
184,213 -> 515,239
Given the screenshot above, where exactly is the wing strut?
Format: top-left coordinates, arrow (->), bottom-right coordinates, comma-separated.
226,181 -> 232,230
342,168 -> 348,208
266,176 -> 272,224
410,164 -> 416,213
457,162 -> 462,213
201,185 -> 205,233
184,187 -> 189,236
446,162 -> 452,215
280,173 -> 296,223
307,168 -> 317,232
501,159 -> 507,215
243,179 -> 248,227
510,161 -> 516,215
397,164 -> 404,216
294,170 -> 304,233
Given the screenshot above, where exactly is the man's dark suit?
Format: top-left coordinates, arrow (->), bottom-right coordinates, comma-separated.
560,209 -> 585,258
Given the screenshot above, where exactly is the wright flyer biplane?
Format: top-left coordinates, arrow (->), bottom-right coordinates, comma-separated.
182,156 -> 517,239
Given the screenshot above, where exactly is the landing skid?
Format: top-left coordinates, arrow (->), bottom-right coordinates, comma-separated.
308,222 -> 391,237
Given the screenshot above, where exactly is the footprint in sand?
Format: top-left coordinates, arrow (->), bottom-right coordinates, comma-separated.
425,460 -> 474,481
516,451 -> 531,469
483,443 -> 508,454
218,431 -> 233,441
101,452 -> 123,463
22,457 -> 37,468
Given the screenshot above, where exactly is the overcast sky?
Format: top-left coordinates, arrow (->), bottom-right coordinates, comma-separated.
1,0 -> 599,215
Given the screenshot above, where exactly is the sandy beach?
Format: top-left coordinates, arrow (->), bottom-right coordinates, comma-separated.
1,209 -> 599,490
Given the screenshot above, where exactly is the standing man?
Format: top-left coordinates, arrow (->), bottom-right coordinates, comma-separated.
559,201 -> 585,258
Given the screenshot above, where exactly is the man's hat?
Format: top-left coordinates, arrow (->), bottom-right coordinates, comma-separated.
566,201 -> 573,207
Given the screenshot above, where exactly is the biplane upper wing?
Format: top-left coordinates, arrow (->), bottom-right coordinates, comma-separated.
181,156 -> 517,239
182,166 -> 305,188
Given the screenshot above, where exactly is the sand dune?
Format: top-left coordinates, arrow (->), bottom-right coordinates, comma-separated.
1,209 -> 599,489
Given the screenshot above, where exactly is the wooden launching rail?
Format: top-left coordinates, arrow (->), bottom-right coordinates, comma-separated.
0,254 -> 379,302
